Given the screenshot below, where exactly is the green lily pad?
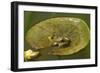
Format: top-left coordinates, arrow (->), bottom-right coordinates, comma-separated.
26,17 -> 89,55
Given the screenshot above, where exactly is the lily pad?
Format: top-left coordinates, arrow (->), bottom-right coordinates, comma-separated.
26,17 -> 89,55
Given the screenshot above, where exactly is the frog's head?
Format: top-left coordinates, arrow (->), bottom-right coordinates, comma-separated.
48,35 -> 71,48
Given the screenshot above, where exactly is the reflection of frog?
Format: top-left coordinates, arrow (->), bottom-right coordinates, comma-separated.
48,35 -> 71,48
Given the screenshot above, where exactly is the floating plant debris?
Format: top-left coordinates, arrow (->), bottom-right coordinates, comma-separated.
24,49 -> 40,61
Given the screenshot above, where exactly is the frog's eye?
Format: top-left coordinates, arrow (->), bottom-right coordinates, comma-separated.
48,35 -> 56,41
